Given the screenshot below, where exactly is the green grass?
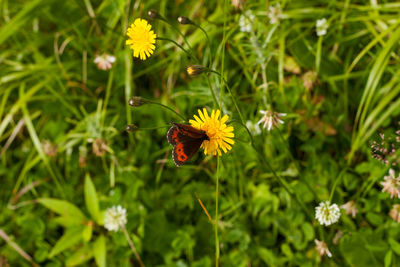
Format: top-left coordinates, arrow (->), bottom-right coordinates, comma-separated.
1,0 -> 400,266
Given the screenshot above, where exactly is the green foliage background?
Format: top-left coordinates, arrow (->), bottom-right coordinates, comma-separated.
1,0 -> 400,266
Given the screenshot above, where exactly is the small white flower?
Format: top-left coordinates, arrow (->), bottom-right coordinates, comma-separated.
381,168 -> 400,198
94,53 -> 116,70
314,239 -> 332,257
315,201 -> 340,226
104,205 -> 127,231
246,120 -> 261,136
316,18 -> 329,36
239,10 -> 255,32
268,4 -> 282,24
257,110 -> 286,131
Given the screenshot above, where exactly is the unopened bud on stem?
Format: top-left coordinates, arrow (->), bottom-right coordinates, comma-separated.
186,65 -> 206,76
126,124 -> 138,132
177,16 -> 194,25
148,10 -> 161,20
128,96 -> 146,107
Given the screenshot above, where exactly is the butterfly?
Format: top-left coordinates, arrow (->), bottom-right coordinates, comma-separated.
167,123 -> 209,166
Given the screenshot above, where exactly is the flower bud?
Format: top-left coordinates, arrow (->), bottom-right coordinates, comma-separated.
177,16 -> 193,25
186,65 -> 206,76
148,9 -> 161,19
128,96 -> 146,107
126,124 -> 138,132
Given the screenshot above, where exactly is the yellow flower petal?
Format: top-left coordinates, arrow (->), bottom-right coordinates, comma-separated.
126,18 -> 157,60
189,108 -> 235,156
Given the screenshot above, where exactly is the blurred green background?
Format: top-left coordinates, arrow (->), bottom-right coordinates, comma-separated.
1,0 -> 400,266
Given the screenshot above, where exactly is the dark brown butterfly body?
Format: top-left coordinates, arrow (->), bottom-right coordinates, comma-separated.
167,123 -> 209,166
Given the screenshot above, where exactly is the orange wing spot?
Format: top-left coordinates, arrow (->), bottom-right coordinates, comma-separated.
172,129 -> 179,139
175,143 -> 188,161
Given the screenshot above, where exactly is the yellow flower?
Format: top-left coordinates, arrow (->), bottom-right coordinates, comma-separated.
126,18 -> 157,60
189,108 -> 234,156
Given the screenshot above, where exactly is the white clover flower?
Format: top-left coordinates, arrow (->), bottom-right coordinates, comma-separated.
239,10 -> 255,32
268,4 -> 282,24
315,201 -> 340,226
316,18 -> 329,36
257,110 -> 286,131
94,53 -> 116,70
381,168 -> 400,198
104,205 -> 127,231
314,239 -> 332,257
246,120 -> 261,136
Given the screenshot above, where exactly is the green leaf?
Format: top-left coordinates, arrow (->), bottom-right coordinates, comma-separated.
93,235 -> 106,267
384,250 -> 392,267
257,247 -> 276,266
49,226 -> 83,258
84,174 -> 100,223
82,223 -> 93,242
38,198 -> 86,225
65,245 -> 93,266
388,238 -> 400,255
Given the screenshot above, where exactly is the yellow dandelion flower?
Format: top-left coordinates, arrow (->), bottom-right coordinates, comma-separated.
189,108 -> 234,156
126,18 -> 157,60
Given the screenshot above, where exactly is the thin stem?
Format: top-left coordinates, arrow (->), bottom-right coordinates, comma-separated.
206,74 -> 219,108
229,119 -> 254,145
0,229 -> 39,267
157,37 -> 197,62
215,155 -> 220,267
146,100 -> 187,121
122,225 -> 145,267
157,17 -> 195,58
253,144 -> 313,220
329,167 -> 349,202
209,70 -> 245,124
276,128 -> 318,200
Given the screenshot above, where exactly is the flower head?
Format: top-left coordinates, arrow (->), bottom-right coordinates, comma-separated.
315,201 -> 341,226
94,53 -> 116,70
390,204 -> 400,223
257,110 -> 286,131
126,18 -> 157,60
104,205 -> 127,232
239,10 -> 255,32
314,239 -> 332,257
381,169 -> 400,198
268,4 -> 282,24
316,18 -> 329,36
189,108 -> 234,156
341,200 -> 358,218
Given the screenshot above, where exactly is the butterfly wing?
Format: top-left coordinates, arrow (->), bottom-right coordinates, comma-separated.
167,124 -> 209,166
167,126 -> 180,145
172,138 -> 204,166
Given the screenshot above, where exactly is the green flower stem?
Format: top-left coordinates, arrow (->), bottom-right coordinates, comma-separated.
205,74 -> 219,109
276,129 -> 318,200
208,70 -> 245,124
329,167 -> 349,202
192,22 -> 212,67
215,155 -> 220,267
156,37 -> 197,62
259,149 -> 313,220
235,117 -> 313,220
145,100 -> 187,121
157,17 -> 195,58
122,225 -> 145,267
229,120 -> 254,145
